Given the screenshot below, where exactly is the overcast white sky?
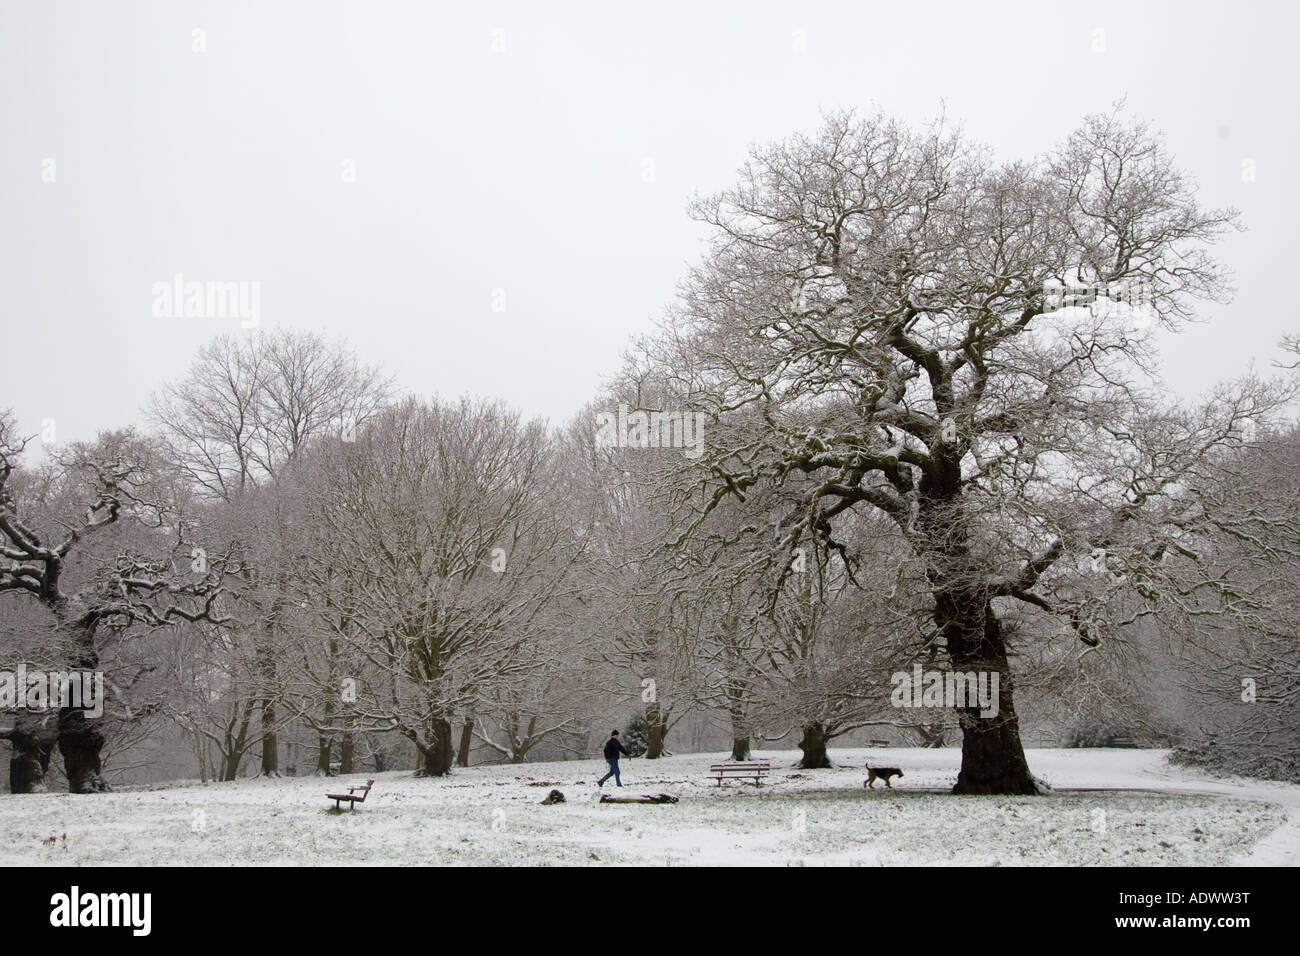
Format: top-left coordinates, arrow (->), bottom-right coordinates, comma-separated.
2,0 -> 1296,448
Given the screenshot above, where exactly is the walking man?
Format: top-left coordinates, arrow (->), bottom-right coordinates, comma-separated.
597,729 -> 630,787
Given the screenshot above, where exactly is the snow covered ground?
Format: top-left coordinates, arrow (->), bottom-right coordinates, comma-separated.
1,748 -> 1293,866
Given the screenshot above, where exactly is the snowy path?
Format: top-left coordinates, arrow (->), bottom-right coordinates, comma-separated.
1023,750 -> 1300,866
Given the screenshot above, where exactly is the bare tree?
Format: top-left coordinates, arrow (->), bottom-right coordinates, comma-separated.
149,330 -> 391,776
149,329 -> 392,499
1164,424 -> 1300,779
474,665 -> 588,764
291,398 -> 586,776
562,399 -> 699,760
641,107 -> 1289,793
0,415 -> 232,791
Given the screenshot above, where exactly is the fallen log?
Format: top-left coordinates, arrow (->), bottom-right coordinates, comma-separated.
599,793 -> 678,804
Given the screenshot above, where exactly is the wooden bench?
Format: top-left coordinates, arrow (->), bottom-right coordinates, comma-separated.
326,779 -> 374,811
710,761 -> 770,786
868,739 -> 890,747
1108,736 -> 1137,748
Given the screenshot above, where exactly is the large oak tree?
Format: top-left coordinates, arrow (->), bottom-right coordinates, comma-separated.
644,108 -> 1286,793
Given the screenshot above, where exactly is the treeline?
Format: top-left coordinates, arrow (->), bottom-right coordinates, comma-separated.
5,109 -> 1300,792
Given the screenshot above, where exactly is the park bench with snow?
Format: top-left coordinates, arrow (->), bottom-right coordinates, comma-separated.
326,779 -> 375,811
709,761 -> 770,786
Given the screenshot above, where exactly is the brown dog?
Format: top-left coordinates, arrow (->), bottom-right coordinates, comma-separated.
864,765 -> 903,789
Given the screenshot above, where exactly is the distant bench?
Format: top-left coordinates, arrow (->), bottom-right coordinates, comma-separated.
1108,737 -> 1137,748
326,779 -> 375,811
710,761 -> 770,786
868,739 -> 890,747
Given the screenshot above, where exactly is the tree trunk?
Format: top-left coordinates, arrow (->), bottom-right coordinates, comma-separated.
797,722 -> 831,769
340,731 -> 355,774
220,700 -> 255,781
416,717 -> 454,776
260,699 -> 278,776
645,702 -> 667,759
599,793 -> 678,804
59,707 -> 109,792
193,729 -> 210,784
916,471 -> 1038,795
935,585 -> 1036,795
220,752 -> 242,781
257,583 -> 287,778
457,717 -> 474,768
316,735 -> 333,775
509,715 -> 537,764
362,735 -> 386,773
726,678 -> 749,762
57,626 -> 109,793
5,713 -> 57,793
316,688 -> 335,775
